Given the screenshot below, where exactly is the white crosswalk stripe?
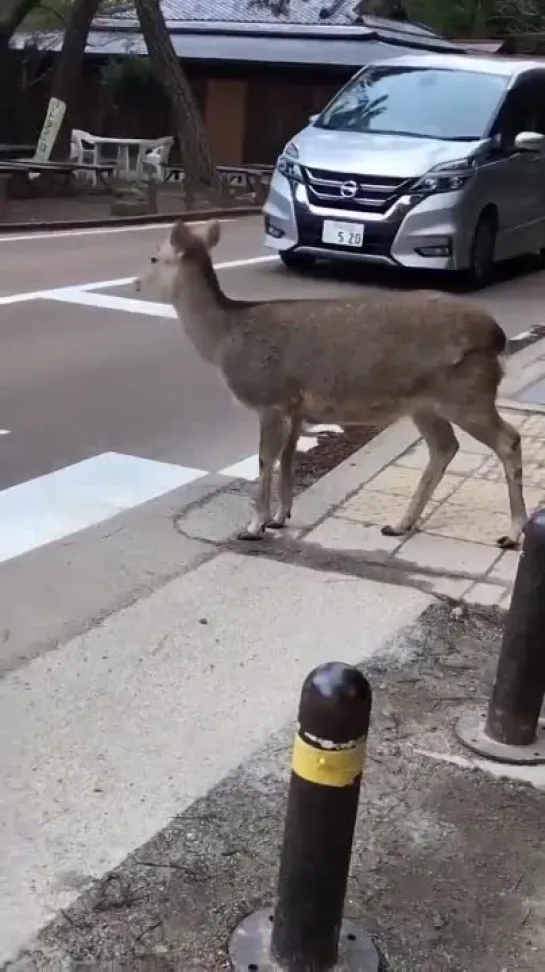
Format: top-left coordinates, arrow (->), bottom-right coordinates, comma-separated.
0,453 -> 208,565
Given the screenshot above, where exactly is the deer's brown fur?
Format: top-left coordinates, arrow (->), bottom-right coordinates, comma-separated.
137,219 -> 526,546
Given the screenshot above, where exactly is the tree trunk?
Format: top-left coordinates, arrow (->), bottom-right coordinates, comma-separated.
133,0 -> 221,199
0,0 -> 41,142
39,0 -> 102,159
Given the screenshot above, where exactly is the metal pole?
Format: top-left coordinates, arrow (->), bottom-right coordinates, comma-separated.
456,508 -> 545,765
271,662 -> 371,970
228,662 -> 379,972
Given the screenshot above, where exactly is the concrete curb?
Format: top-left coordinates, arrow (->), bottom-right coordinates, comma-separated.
500,336 -> 545,402
0,204 -> 259,234
293,419 -> 421,535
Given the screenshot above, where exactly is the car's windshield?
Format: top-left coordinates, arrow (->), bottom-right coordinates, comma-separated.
315,65 -> 508,141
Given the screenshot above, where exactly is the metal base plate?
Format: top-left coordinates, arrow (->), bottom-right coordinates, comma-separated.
228,907 -> 379,971
455,711 -> 545,765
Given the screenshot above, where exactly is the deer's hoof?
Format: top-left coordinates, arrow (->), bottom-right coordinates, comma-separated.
237,527 -> 265,541
497,534 -> 518,550
381,524 -> 408,537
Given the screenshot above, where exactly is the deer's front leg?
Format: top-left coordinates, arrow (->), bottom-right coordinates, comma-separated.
268,414 -> 301,529
238,408 -> 290,541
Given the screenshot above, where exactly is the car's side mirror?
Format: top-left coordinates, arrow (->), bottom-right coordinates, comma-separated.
514,130 -> 545,152
308,113 -> 318,125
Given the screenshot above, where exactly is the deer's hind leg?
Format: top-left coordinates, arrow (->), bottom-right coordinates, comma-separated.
382,411 -> 459,537
439,406 -> 526,549
238,406 -> 292,541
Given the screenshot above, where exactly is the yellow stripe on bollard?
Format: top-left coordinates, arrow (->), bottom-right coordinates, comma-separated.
291,733 -> 366,787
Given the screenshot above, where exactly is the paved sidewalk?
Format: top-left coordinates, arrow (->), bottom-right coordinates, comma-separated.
504,333 -> 545,407
9,604 -> 545,972
307,405 -> 540,610
293,339 -> 545,613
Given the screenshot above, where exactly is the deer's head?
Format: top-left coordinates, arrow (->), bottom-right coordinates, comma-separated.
135,219 -> 221,302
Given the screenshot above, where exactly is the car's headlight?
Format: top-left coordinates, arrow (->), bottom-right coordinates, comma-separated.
277,141 -> 304,182
412,158 -> 478,195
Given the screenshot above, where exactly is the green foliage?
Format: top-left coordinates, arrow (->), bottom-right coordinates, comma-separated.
20,0 -> 127,31
397,0 -> 545,37
99,53 -> 154,107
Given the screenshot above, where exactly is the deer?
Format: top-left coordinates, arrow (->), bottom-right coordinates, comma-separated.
136,219 -> 527,548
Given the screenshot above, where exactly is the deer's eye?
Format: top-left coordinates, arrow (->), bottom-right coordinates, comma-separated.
150,256 -> 158,264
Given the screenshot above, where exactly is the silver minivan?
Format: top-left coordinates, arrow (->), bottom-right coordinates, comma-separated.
263,53 -> 545,287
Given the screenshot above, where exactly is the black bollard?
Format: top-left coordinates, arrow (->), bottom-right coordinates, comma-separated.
229,662 -> 379,972
455,508 -> 545,765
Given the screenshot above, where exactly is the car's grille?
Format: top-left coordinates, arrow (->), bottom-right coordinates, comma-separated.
303,166 -> 414,214
295,209 -> 400,259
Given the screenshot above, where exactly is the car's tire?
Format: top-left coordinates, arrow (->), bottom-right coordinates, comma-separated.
460,211 -> 497,290
279,251 -> 316,273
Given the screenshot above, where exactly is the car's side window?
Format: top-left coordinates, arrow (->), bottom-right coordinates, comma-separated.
490,78 -> 540,150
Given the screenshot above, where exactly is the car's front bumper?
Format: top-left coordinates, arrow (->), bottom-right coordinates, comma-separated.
262,170 -> 472,272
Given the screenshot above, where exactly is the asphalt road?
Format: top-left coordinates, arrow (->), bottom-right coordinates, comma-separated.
0,213 -> 544,669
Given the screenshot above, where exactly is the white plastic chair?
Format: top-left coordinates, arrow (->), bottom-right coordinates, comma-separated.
140,136 -> 174,181
70,129 -> 100,184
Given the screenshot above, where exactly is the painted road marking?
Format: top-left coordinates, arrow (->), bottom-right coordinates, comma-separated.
0,452 -> 207,565
45,287 -> 178,319
0,217 -> 236,244
0,427 -> 342,560
0,254 -> 278,307
76,254 -> 278,291
218,454 -> 261,482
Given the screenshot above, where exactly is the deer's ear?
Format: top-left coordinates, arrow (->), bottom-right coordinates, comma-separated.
202,219 -> 221,250
170,220 -> 193,253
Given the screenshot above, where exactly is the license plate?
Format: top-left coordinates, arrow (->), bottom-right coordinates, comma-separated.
322,220 -> 364,247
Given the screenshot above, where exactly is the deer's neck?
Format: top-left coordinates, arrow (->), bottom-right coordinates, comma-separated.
173,256 -> 233,364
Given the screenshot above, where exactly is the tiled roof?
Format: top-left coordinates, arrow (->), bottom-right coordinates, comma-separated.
95,0 -> 440,32
97,0 -> 357,26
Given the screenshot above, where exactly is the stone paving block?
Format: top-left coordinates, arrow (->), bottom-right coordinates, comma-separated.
396,532 -> 500,577
500,409 -> 532,429
341,488 -> 440,525
365,466 -> 461,501
447,478 -> 543,513
423,502 -> 510,547
487,549 -> 520,586
464,582 -> 506,606
453,428 -> 495,454
396,443 -> 487,475
521,436 -> 545,460
306,514 -> 403,553
521,413 -> 545,436
476,453 -> 545,489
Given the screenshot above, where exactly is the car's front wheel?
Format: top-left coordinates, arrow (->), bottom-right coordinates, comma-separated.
280,251 -> 316,273
460,211 -> 497,290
